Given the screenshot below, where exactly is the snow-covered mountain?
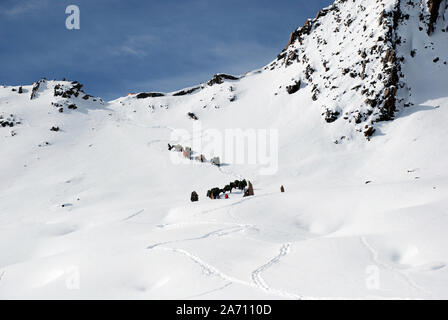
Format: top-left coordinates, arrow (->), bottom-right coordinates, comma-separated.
273,0 -> 448,139
1,0 -> 447,299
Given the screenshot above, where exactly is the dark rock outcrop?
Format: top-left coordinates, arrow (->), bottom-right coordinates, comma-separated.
54,81 -> 85,99
285,19 -> 313,49
31,79 -> 46,100
187,112 -> 198,120
0,114 -> 18,128
427,0 -> 443,35
136,92 -> 165,99
286,80 -> 301,94
364,126 -> 376,139
324,109 -> 340,123
207,74 -> 239,86
173,87 -> 200,96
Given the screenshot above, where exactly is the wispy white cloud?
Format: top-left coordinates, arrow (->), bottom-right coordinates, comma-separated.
115,39 -> 278,97
109,34 -> 158,58
127,70 -> 213,94
207,40 -> 278,74
1,0 -> 49,17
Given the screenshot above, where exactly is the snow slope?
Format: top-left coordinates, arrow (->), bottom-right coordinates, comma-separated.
0,0 -> 447,299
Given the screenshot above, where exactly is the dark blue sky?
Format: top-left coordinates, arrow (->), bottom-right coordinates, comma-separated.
0,0 -> 332,100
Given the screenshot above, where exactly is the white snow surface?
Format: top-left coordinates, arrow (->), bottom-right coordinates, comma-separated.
0,0 -> 448,299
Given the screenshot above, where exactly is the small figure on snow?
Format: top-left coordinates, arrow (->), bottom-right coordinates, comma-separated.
210,157 -> 221,167
190,191 -> 199,202
243,181 -> 254,197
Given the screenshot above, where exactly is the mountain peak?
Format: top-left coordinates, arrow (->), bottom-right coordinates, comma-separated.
266,0 -> 447,139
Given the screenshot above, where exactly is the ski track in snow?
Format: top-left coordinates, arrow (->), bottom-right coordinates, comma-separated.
146,186 -> 303,299
186,282 -> 233,299
250,243 -> 301,299
147,207 -> 301,299
360,236 -> 431,296
194,190 -> 282,218
146,226 -> 248,249
158,220 -> 244,228
217,165 -> 244,180
190,196 -> 255,217
124,120 -> 175,132
123,209 -> 145,221
146,139 -> 167,147
151,244 -> 302,300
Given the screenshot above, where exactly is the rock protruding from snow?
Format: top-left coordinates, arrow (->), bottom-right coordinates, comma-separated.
263,0 -> 448,139
30,78 -> 47,100
207,74 -> 239,86
427,0 -> 443,35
